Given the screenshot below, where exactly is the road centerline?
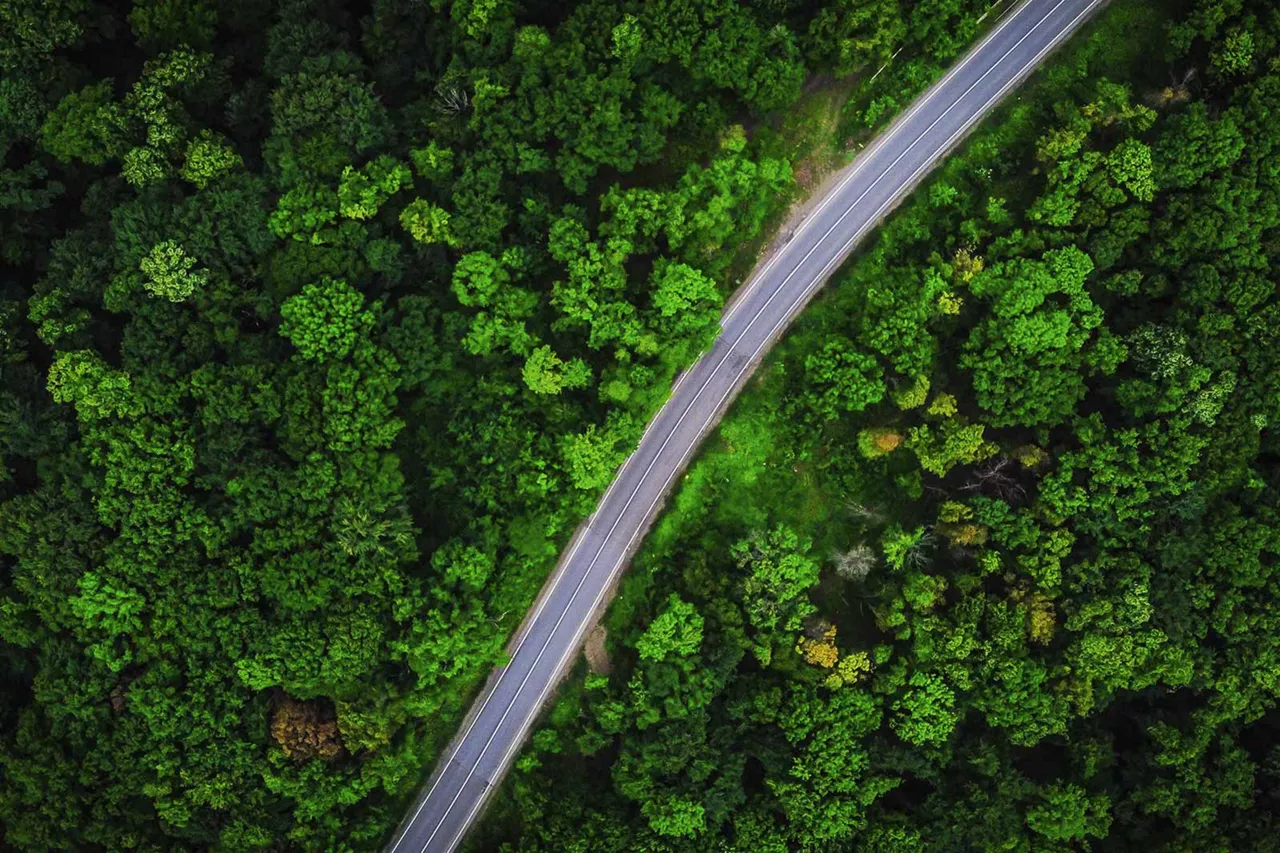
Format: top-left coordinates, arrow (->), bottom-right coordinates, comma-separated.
385,2 -> 1107,850
416,6 -> 1067,839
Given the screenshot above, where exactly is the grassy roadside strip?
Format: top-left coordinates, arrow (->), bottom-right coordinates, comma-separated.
466,0 -> 1170,847
377,0 -> 1052,831
436,0 -> 1040,794
611,0 -> 1169,650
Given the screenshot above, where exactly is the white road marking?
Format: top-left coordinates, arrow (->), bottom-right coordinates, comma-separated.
719,0 -> 1048,331
397,0 -> 1103,849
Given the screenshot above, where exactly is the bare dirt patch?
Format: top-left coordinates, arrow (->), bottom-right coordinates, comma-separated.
584,624 -> 611,674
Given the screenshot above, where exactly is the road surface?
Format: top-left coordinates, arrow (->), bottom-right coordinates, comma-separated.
386,0 -> 1106,849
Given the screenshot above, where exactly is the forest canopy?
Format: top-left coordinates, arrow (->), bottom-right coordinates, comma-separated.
477,0 -> 1280,851
7,0 -> 1280,851
0,0 -> 1016,849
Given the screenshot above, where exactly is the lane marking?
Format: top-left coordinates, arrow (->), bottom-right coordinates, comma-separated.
718,0 -> 1044,331
391,340 -> 715,850
408,0 -> 1099,849
395,2 -> 1058,833
418,0 -> 1077,847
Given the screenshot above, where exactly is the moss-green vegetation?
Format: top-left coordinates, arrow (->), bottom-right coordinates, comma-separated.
484,0 -> 1280,849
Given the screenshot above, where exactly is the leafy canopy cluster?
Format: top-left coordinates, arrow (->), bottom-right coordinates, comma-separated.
483,2 -> 1280,850
0,0 -> 963,847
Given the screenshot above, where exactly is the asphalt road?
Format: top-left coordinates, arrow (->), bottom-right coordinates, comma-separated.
386,0 -> 1106,849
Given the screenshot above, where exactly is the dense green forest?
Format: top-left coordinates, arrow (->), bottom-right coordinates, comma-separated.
481,0 -> 1280,850
0,0 -> 1014,848
7,0 -> 1280,849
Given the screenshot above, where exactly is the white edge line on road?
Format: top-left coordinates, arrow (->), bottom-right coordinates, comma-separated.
718,0 -> 1041,331
423,0 -> 1086,848
418,0 -> 1087,849
391,329 -> 714,852
411,0 -> 1101,848
392,2 -> 1055,838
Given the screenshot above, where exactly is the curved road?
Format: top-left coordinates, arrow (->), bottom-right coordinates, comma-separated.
387,0 -> 1106,849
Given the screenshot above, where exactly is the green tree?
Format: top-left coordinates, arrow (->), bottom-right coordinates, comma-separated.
399,198 -> 455,246
138,239 -> 209,301
338,155 -> 412,220
732,526 -> 820,647
41,80 -> 128,165
279,277 -> 375,362
561,420 -> 626,491
891,671 -> 959,746
806,0 -> 904,76
907,418 -> 996,476
128,0 -> 217,51
1025,784 -> 1112,842
962,247 -> 1110,428
523,345 -> 590,395
800,338 -> 885,421
636,594 -> 705,662
180,130 -> 242,188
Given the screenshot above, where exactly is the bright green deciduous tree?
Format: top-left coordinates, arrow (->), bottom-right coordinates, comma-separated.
41,80 -> 129,165
180,130 -> 242,188
338,155 -> 413,220
891,671 -> 959,746
801,338 -> 885,421
279,277 -> 375,362
522,345 -> 589,395
1025,784 -> 1112,842
400,198 -> 456,246
636,594 -> 705,662
139,239 -> 209,301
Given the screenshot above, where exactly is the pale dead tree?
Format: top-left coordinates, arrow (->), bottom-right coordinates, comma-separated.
434,82 -> 470,116
960,456 -> 1026,502
802,614 -> 834,640
833,544 -> 877,582
903,531 -> 937,572
844,499 -> 886,524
